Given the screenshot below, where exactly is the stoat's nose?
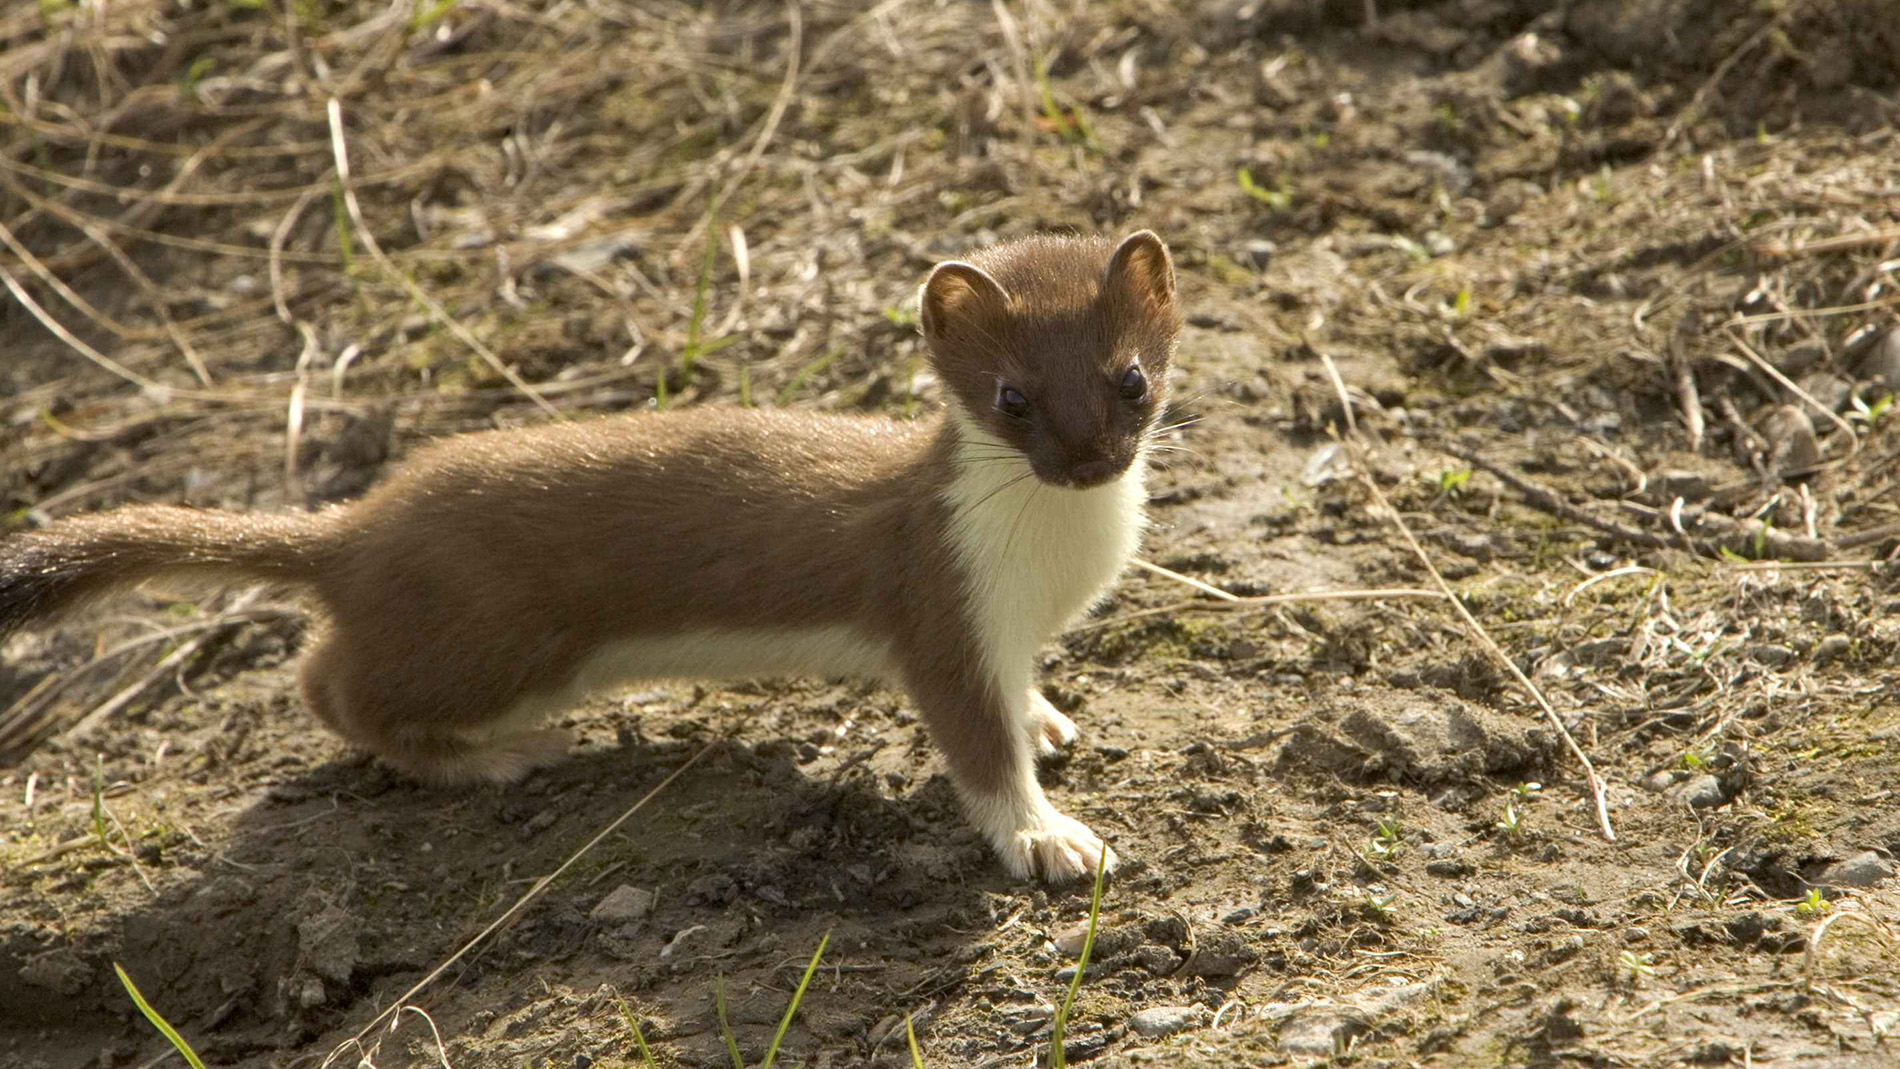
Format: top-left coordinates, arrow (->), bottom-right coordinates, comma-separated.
1069,458 -> 1120,487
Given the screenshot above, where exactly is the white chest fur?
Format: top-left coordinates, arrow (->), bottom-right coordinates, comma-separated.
941,413 -> 1146,690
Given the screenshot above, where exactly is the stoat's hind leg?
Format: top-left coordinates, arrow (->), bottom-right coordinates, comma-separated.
1028,689 -> 1079,758
297,633 -> 572,785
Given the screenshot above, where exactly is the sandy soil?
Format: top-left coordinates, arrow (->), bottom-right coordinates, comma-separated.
3,1 -> 1899,1066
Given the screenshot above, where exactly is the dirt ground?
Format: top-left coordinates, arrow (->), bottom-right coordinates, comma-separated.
4,1 -> 1900,1066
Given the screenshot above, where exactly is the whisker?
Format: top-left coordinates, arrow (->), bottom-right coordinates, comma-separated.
1001,480 -> 1041,558
1148,417 -> 1203,436
959,469 -> 1036,514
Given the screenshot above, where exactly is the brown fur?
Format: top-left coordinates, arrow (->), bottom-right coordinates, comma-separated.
0,231 -> 1180,880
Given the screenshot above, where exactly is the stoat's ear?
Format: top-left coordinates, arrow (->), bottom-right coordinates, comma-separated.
1103,230 -> 1175,311
919,261 -> 1009,346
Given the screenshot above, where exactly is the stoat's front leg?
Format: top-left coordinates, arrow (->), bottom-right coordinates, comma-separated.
901,651 -> 1115,882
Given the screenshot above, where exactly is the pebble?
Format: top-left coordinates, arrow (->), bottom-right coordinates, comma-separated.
1755,404 -> 1818,476
1823,851 -> 1896,889
1746,643 -> 1798,668
1242,239 -> 1277,271
1052,922 -> 1091,958
1484,178 -> 1544,226
1278,1009 -> 1372,1055
1653,469 -> 1713,501
1681,774 -> 1728,809
590,885 -> 655,923
523,808 -> 558,834
1643,769 -> 1682,793
1127,1005 -> 1205,1038
1814,634 -> 1852,664
1852,326 -> 1900,389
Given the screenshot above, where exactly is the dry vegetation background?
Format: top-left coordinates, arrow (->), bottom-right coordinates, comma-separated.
3,0 -> 1900,1067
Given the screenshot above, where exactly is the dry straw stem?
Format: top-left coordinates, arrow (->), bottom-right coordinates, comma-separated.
1353,447 -> 1617,841
1723,325 -> 1859,446
324,97 -> 562,420
989,0 -> 1039,194
322,741 -> 715,1068
1658,0 -> 1807,151
1312,366 -> 1616,839
1801,905 -> 1900,990
1065,585 -> 1448,636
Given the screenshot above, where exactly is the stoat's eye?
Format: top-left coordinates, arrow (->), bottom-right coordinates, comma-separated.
1119,366 -> 1147,402
997,384 -> 1031,419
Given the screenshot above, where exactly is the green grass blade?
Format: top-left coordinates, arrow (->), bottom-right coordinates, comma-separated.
1048,845 -> 1108,1069
330,181 -> 354,272
715,976 -> 745,1069
760,931 -> 829,1069
617,997 -> 661,1069
114,963 -> 208,1069
905,1013 -> 926,1068
682,193 -> 720,378
775,348 -> 841,406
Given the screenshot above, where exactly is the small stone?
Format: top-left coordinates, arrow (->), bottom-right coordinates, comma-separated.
1484,178 -> 1544,226
1242,239 -> 1277,271
1680,774 -> 1728,809
1852,326 -> 1900,390
1052,921 -> 1091,958
1815,634 -> 1852,664
1425,231 -> 1456,257
1644,770 -> 1682,793
1127,1005 -> 1205,1038
1425,859 -> 1474,878
1755,404 -> 1818,476
1746,643 -> 1798,668
1823,851 -> 1896,889
590,885 -> 655,923
1725,911 -> 1766,945
1278,1008 -> 1372,1055
1798,371 -> 1855,413
523,808 -> 558,834
1654,469 -> 1713,501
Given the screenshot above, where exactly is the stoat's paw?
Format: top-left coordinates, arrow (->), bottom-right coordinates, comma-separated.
415,729 -> 574,786
1030,694 -> 1080,758
996,811 -> 1119,884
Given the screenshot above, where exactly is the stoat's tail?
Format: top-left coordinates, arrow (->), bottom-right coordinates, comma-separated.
0,505 -> 334,637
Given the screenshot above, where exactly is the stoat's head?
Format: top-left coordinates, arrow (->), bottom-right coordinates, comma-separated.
918,230 -> 1181,490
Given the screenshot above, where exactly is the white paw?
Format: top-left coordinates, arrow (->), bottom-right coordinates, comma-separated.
1029,692 -> 1080,758
444,728 -> 574,785
995,811 -> 1119,884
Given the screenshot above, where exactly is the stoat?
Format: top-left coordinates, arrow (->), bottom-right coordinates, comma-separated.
0,230 -> 1182,882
